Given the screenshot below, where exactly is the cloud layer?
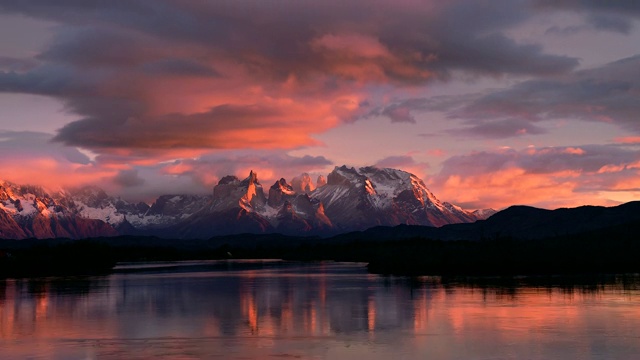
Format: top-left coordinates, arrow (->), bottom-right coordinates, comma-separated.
451,55 -> 640,136
431,145 -> 640,209
368,54 -> 640,140
0,0 -> 581,159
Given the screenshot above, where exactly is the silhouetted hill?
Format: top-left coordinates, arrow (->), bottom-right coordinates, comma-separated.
475,202 -> 640,240
331,201 -> 640,242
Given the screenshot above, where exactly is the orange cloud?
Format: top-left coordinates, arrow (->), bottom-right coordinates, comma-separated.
162,162 -> 195,175
438,168 -> 583,209
432,145 -> 640,209
526,147 -> 585,156
427,149 -> 446,157
608,173 -> 640,191
615,136 -> 640,144
597,164 -> 626,174
563,147 -> 586,155
0,132 -> 116,189
0,157 -> 114,190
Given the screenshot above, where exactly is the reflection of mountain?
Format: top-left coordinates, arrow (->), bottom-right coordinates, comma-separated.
2,262 -> 640,359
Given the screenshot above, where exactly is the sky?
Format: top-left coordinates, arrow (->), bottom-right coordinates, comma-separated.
1,0 -> 640,210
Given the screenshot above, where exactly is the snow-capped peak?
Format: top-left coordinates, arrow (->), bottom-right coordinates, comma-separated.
472,208 -> 497,219
310,165 -> 478,229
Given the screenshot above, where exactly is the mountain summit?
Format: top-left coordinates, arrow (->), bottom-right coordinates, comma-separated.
313,166 -> 481,231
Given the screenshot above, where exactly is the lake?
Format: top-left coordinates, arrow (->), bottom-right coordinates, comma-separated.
1,260 -> 640,359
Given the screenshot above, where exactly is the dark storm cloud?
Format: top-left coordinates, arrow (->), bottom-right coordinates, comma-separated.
375,155 -> 429,170
545,25 -> 588,36
545,13 -> 633,35
366,93 -> 484,123
426,33 -> 578,77
535,0 -> 640,15
438,145 -> 640,178
0,0 -> 580,79
587,13 -> 633,34
378,54 -> 640,139
2,0 -> 569,78
0,0 -> 583,154
0,131 -> 90,164
536,0 -> 640,34
0,63 -> 116,100
451,55 -> 640,133
113,169 -> 145,187
140,59 -> 220,77
38,27 -> 155,67
454,119 -> 548,138
0,57 -> 39,72
380,105 -> 417,123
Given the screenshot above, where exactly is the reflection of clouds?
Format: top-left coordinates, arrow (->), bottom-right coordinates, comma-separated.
367,297 -> 376,332
1,265 -> 640,358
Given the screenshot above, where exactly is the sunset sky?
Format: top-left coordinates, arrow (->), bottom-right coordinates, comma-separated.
1,0 -> 639,210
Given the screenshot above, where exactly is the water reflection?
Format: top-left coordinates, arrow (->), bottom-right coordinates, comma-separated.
0,261 -> 639,359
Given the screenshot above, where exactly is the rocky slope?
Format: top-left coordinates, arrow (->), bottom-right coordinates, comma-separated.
0,181 -> 118,239
58,186 -> 211,232
172,171 -> 333,238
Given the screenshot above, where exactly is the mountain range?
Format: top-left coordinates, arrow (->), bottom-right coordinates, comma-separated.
0,166 -> 495,239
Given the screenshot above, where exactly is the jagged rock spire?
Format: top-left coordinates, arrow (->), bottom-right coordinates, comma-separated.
317,175 -> 327,188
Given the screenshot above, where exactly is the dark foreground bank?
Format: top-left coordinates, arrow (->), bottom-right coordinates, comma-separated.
1,218 -> 640,277
0,240 -> 116,277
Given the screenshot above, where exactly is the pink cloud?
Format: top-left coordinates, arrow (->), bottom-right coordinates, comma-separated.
374,155 -> 430,179
427,149 -> 446,157
597,164 -> 626,174
311,34 -> 392,59
615,136 -> 640,144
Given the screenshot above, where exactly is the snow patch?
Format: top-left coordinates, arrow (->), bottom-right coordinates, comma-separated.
76,201 -> 125,225
259,204 -> 281,220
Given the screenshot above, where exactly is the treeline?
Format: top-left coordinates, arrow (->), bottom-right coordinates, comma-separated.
219,220 -> 640,276
2,219 -> 640,277
364,220 -> 640,275
0,240 -> 116,277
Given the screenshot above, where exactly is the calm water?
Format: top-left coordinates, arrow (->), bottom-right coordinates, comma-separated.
1,261 -> 640,359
